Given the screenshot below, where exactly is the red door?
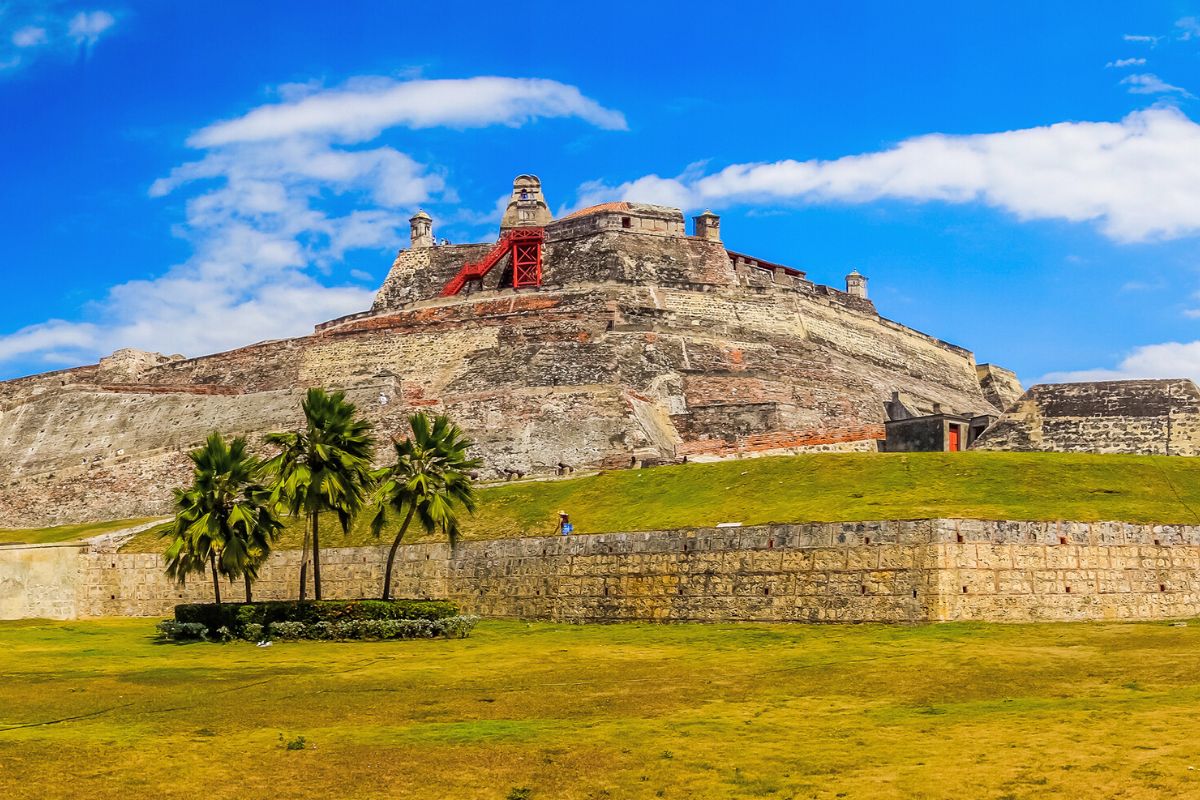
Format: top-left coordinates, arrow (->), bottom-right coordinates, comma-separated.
948,426 -> 960,452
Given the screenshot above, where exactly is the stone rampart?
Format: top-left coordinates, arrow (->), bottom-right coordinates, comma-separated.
7,519 -> 1200,623
972,379 -> 1200,456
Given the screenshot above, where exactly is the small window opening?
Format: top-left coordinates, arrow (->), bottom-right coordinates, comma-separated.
621,216 -> 632,228
864,536 -> 871,545
603,587 -> 609,597
961,586 -> 968,594
768,538 -> 774,549
1059,536 -> 1068,545
1065,586 -> 1072,593
763,587 -> 770,596
860,585 -> 867,595
1154,539 -> 1161,546
912,589 -> 918,598
1161,584 -> 1167,592
956,533 -> 964,544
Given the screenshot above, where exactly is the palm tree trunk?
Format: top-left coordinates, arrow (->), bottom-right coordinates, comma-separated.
299,520 -> 311,601
312,512 -> 322,601
210,552 -> 222,605
382,506 -> 417,601
244,572 -> 253,604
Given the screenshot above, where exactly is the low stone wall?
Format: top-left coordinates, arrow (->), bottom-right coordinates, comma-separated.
6,519 -> 1200,622
0,542 -> 85,620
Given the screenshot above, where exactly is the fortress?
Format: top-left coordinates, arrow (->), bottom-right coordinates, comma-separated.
1,175 -> 1027,529
7,175 -> 1200,624
6,176 -> 1200,531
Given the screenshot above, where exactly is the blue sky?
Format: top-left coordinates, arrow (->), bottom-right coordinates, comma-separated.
3,2 -> 1200,386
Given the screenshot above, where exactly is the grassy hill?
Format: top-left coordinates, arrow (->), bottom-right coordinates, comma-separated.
0,518 -> 160,547
111,451 -> 1200,553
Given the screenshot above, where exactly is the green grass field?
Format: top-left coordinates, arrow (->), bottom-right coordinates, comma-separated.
2,617 -> 1199,799
106,451 -> 1200,553
0,518 -> 159,547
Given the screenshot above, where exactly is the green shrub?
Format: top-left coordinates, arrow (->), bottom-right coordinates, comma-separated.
174,599 -> 460,636
165,602 -> 475,642
155,621 -> 208,641
270,621 -> 307,640
439,615 -> 480,639
257,615 -> 480,642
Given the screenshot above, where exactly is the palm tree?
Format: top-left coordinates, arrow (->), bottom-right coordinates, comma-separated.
265,388 -> 375,601
163,433 -> 282,604
370,412 -> 481,600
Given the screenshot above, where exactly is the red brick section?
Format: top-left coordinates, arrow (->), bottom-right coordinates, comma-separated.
677,425 -> 885,457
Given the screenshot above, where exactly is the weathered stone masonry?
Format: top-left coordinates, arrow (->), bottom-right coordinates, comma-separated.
7,519 -> 1200,623
0,189 -> 1008,528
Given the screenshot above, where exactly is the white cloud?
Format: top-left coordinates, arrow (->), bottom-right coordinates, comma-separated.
12,26 -> 48,47
573,107 -> 1200,243
1,3 -> 117,72
191,76 -> 628,147
1123,34 -> 1161,45
66,9 -> 113,46
1105,57 -> 1146,68
0,75 -> 625,372
1120,73 -> 1194,98
1041,341 -> 1200,384
1177,16 -> 1200,41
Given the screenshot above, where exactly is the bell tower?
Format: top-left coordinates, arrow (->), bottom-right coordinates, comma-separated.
845,269 -> 868,299
409,209 -> 433,249
500,175 -> 553,231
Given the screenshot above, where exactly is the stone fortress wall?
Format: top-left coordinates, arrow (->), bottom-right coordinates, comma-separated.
6,519 -> 1200,623
0,179 -> 1009,528
973,379 -> 1200,456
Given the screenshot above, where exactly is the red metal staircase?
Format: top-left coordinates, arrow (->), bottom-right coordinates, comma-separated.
439,227 -> 544,297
